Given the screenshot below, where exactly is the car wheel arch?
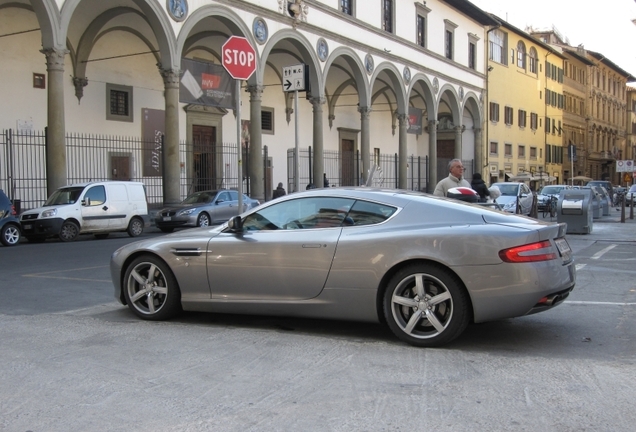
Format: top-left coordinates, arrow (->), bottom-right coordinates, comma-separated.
375,258 -> 475,326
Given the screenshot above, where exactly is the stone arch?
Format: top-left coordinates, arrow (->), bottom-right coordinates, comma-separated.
14,0 -> 62,49
437,84 -> 461,126
407,73 -> 436,120
369,62 -> 407,113
323,46 -> 370,107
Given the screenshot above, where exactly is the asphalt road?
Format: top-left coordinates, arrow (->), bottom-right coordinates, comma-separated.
1,219 -> 635,432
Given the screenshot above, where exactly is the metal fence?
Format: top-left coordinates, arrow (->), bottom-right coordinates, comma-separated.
287,147 -> 430,192
0,129 -> 244,211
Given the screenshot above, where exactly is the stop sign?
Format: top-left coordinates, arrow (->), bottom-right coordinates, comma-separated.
222,36 -> 257,80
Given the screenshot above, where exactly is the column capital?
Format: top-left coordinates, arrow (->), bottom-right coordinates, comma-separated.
72,77 -> 89,102
159,67 -> 180,88
309,96 -> 326,106
41,48 -> 68,72
396,113 -> 408,123
358,106 -> 372,119
247,85 -> 264,101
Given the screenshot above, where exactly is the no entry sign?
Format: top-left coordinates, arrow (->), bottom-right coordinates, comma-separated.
222,36 -> 257,80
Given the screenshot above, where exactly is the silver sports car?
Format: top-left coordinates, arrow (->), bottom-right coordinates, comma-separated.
111,188 -> 575,347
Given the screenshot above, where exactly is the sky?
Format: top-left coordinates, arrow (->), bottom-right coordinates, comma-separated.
470,0 -> 636,78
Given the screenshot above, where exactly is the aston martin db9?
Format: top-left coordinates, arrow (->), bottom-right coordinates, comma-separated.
111,188 -> 575,347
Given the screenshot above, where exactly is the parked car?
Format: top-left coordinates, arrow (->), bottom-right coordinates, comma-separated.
154,189 -> 260,232
627,185 -> 636,206
491,182 -> 534,215
0,189 -> 22,246
111,187 -> 575,348
20,181 -> 148,242
536,185 -> 571,211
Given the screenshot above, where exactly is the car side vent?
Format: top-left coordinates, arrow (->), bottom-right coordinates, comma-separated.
171,248 -> 202,257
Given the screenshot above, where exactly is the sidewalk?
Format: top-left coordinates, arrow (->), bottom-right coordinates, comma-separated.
552,206 -> 636,242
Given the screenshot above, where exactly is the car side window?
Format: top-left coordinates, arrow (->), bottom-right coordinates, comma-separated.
242,197 -> 355,231
84,186 -> 106,206
347,200 -> 397,226
217,192 -> 230,203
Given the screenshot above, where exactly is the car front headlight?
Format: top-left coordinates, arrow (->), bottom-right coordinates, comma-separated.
502,202 -> 515,211
41,208 -> 57,218
177,208 -> 197,216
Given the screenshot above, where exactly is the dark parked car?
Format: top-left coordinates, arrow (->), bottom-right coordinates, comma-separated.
0,190 -> 22,246
113,187 -> 575,347
155,189 -> 260,232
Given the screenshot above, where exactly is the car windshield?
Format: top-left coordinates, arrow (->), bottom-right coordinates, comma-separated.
494,184 -> 519,196
540,186 -> 564,195
182,191 -> 217,205
44,186 -> 85,206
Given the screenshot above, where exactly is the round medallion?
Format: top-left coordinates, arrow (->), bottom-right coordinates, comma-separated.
365,54 -> 374,75
316,38 -> 329,62
403,67 -> 411,84
459,86 -> 464,99
253,17 -> 268,45
166,0 -> 188,22
433,77 -> 439,94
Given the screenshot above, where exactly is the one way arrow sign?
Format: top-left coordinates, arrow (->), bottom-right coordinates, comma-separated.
282,64 -> 306,92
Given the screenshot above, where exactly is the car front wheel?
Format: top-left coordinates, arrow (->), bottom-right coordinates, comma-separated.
123,255 -> 182,320
59,221 -> 80,242
1,223 -> 21,246
383,264 -> 470,347
197,212 -> 210,227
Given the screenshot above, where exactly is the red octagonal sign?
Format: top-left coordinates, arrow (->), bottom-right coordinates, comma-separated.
222,36 -> 257,80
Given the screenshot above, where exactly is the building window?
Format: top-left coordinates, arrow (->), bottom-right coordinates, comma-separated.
261,107 -> 274,134
528,47 -> 537,73
416,14 -> 426,48
517,41 -> 526,69
382,0 -> 394,33
530,147 -> 537,159
519,145 -> 526,158
518,109 -> 527,128
489,102 -> 500,122
468,32 -> 479,70
489,29 -> 506,65
33,73 -> 45,89
106,83 -> 133,122
545,117 -> 551,133
505,143 -> 512,157
530,112 -> 538,130
340,0 -> 354,15
490,141 -> 498,155
444,20 -> 457,61
504,106 -> 514,125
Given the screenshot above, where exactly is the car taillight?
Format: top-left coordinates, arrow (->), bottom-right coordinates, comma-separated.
499,240 -> 557,263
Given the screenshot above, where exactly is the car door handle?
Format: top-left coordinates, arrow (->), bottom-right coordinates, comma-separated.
102,206 -> 108,211
302,244 -> 323,248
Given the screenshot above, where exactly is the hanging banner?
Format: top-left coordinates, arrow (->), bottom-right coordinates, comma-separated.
180,58 -> 235,109
407,107 -> 423,135
141,108 -> 165,177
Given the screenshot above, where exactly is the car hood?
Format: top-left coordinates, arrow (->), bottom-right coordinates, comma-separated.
494,196 -> 516,205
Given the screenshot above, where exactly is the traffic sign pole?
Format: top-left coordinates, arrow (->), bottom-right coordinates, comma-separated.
294,90 -> 299,193
236,80 -> 243,213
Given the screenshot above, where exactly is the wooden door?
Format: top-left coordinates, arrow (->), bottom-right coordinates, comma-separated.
111,156 -> 130,180
341,139 -> 355,186
436,139 -> 455,182
192,125 -> 217,191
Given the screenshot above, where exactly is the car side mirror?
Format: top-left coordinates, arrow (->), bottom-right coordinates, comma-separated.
82,198 -> 91,206
227,216 -> 243,231
216,200 -> 224,205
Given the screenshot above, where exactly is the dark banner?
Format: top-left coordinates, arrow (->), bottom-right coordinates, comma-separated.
180,58 -> 235,109
407,107 -> 423,135
142,108 -> 164,177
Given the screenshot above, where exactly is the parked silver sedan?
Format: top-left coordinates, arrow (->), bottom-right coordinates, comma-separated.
112,188 -> 575,347
492,182 -> 534,215
154,189 -> 259,232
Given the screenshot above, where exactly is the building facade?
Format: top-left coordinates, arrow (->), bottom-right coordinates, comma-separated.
0,0 -> 498,208
485,19 -> 564,186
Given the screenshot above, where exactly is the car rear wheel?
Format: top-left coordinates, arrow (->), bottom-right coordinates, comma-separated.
196,212 -> 210,227
59,221 -> 80,242
127,217 -> 144,237
1,223 -> 21,246
383,263 -> 470,347
123,255 -> 182,320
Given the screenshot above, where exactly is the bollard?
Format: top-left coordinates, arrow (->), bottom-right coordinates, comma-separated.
530,192 -> 538,219
621,194 -> 625,223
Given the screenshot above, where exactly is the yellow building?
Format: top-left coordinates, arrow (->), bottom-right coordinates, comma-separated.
485,20 -> 565,187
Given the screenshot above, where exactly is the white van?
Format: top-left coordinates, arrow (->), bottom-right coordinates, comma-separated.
20,181 -> 148,242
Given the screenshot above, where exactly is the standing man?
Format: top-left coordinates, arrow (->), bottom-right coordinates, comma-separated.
433,158 -> 471,197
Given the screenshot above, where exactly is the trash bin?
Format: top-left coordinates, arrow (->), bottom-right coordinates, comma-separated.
557,189 -> 593,234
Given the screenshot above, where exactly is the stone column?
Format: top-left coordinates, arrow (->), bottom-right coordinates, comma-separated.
474,128 -> 483,176
428,120 -> 438,192
310,97 -> 325,188
247,85 -> 264,201
160,68 -> 181,205
358,106 -> 372,184
397,113 -> 408,189
454,125 -> 463,160
42,48 -> 68,195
